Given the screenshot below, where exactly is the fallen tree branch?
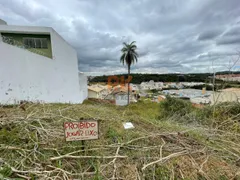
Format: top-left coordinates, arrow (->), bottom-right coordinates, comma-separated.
160,138 -> 166,158
50,155 -> 127,161
47,147 -> 110,161
111,146 -> 121,179
142,150 -> 188,171
189,155 -> 211,180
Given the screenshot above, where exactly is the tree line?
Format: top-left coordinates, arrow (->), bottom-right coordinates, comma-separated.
90,73 -> 211,84
89,72 -> 240,84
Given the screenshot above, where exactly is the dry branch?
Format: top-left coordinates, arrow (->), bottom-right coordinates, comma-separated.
142,150 -> 188,171
50,155 -> 127,161
111,146 -> 121,179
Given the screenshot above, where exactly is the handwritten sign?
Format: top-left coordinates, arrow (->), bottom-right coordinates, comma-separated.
64,120 -> 99,141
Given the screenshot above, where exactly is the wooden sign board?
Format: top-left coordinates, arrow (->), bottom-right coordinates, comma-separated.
64,120 -> 99,141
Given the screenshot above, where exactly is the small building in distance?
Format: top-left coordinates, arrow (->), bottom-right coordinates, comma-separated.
88,85 -> 108,99
158,95 -> 166,102
140,81 -> 164,90
216,74 -> 240,82
130,83 -> 140,92
105,86 -> 137,106
115,91 -> 128,106
0,19 -> 87,104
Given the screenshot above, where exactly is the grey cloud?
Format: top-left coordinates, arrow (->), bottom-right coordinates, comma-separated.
198,51 -> 238,59
216,25 -> 240,45
0,0 -> 53,22
0,0 -> 240,74
198,30 -> 222,41
216,36 -> 240,45
223,26 -> 240,36
137,59 -> 182,69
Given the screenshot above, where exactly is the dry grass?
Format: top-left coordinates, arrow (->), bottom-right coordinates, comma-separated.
0,100 -> 239,179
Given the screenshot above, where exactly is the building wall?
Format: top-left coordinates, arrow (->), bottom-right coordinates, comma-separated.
99,89 -> 108,99
115,94 -> 128,106
209,91 -> 240,105
0,26 -> 86,104
79,73 -> 88,101
1,33 -> 52,58
88,90 -> 98,99
88,89 -> 108,99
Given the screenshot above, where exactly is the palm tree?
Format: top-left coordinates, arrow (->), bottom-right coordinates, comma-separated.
120,41 -> 138,105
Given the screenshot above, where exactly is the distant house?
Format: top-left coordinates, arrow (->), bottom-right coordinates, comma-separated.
149,80 -> 155,86
140,82 -> 152,90
152,95 -> 166,103
105,86 -> 137,106
169,83 -> 177,88
139,92 -> 148,97
148,80 -> 156,90
177,82 -> 184,89
115,91 -> 128,106
216,74 -> 240,82
88,86 -> 108,99
154,82 -> 164,89
130,83 -> 139,92
158,95 -> 166,102
140,81 -> 164,90
140,82 -> 148,90
0,19 -> 87,104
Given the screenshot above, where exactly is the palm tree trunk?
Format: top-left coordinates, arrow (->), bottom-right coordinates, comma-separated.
127,65 -> 130,105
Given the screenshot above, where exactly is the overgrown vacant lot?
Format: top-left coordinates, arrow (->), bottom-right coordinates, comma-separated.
0,99 -> 240,179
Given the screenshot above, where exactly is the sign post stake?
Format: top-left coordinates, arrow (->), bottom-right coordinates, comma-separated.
81,140 -> 85,150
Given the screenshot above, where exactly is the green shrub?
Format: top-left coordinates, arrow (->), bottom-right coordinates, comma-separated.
0,165 -> 12,178
106,127 -> 120,143
159,96 -> 193,119
154,166 -> 170,180
199,102 -> 240,132
159,96 -> 240,132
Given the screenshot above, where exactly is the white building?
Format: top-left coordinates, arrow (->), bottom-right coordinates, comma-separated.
140,82 -> 150,90
154,82 -> 164,89
79,72 -> 88,101
130,83 -> 139,92
140,81 -> 164,90
0,19 -> 87,104
105,86 -> 137,105
88,85 -> 108,99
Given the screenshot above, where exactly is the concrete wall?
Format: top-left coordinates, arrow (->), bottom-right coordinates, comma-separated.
79,73 -> 88,101
0,25 -> 87,104
115,94 -> 128,106
209,91 -> 240,105
88,90 -> 98,99
88,89 -> 108,99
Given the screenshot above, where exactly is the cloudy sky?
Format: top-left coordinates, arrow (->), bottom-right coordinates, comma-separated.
0,0 -> 240,75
